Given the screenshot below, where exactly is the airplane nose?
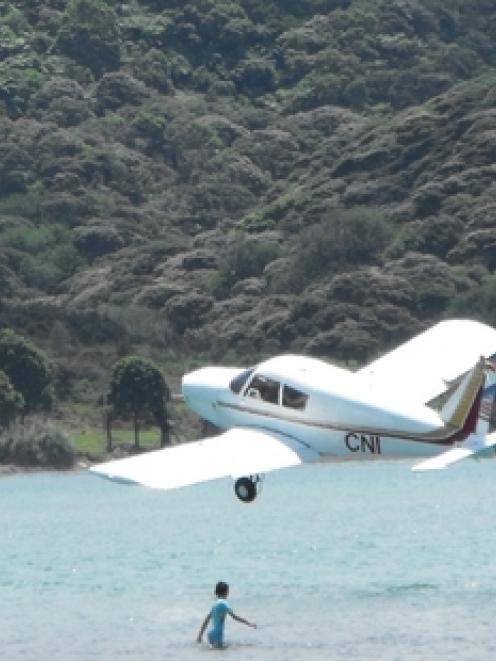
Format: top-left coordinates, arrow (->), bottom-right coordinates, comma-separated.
181,367 -> 241,426
181,368 -> 220,424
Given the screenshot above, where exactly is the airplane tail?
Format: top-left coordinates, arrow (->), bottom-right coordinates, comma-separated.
439,357 -> 486,436
475,356 -> 496,435
414,356 -> 496,471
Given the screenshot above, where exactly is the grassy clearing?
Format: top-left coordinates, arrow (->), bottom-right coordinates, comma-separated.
65,427 -> 161,459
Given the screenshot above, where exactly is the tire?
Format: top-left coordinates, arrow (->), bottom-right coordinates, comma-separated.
234,477 -> 257,503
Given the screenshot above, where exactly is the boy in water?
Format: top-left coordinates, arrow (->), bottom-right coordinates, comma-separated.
197,581 -> 256,648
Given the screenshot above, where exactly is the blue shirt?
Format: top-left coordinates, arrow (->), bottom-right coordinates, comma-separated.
208,598 -> 233,646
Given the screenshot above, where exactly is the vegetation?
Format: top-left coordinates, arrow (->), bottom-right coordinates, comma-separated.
0,329 -> 53,417
0,369 -> 24,428
0,0 -> 496,450
0,422 -> 74,469
107,356 -> 170,449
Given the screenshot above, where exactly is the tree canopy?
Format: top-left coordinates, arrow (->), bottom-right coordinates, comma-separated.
0,329 -> 53,416
56,0 -> 121,75
107,356 -> 170,448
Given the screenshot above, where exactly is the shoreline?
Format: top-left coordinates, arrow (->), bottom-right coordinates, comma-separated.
0,459 -> 92,476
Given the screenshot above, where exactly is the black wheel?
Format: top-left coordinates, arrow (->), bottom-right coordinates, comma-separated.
234,477 -> 257,503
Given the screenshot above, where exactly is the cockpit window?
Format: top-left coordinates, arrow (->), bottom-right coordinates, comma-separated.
282,385 -> 308,410
244,374 -> 280,405
230,368 -> 254,394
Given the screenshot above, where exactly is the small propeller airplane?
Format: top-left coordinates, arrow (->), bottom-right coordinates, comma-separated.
91,319 -> 496,502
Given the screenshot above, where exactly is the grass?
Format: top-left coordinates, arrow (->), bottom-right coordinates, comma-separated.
65,427 -> 162,459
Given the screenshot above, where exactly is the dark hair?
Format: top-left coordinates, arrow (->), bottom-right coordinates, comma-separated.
215,581 -> 229,598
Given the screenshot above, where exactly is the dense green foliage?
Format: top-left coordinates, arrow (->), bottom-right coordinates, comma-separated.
0,369 -> 24,428
0,0 -> 496,416
0,422 -> 74,468
0,329 -> 53,416
108,356 -> 170,448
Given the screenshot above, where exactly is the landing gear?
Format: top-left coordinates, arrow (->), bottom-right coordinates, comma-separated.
234,475 -> 263,503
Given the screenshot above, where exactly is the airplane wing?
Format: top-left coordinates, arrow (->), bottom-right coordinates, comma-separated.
89,428 -> 320,490
412,431 -> 496,471
357,319 -> 496,404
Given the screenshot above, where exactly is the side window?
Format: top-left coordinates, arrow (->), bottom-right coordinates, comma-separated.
282,385 -> 308,411
244,374 -> 280,405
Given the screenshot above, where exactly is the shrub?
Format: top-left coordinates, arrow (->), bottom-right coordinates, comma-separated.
211,235 -> 281,298
0,422 -> 74,468
4,224 -> 84,292
446,274 -> 496,328
95,72 -> 149,113
28,77 -> 93,127
235,57 -> 276,96
74,225 -> 124,260
165,292 -> 214,333
287,207 -> 391,291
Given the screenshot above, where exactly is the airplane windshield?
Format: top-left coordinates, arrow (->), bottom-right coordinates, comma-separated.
230,368 -> 254,394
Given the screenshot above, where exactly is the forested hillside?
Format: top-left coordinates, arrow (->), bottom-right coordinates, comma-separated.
1,0 -> 496,410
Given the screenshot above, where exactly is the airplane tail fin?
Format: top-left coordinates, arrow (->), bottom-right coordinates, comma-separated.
439,357 -> 486,435
475,356 -> 496,435
413,357 -> 496,471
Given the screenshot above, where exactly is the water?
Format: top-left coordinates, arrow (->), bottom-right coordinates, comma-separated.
2,460 -> 496,660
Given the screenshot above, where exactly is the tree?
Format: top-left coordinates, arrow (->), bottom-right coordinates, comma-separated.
0,330 -> 53,417
107,357 -> 170,449
0,369 -> 24,429
56,0 -> 121,76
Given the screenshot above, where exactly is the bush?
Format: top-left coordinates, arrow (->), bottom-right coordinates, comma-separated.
211,235 -> 281,298
0,423 -> 75,468
95,72 -> 149,113
446,274 -> 496,328
235,57 -> 276,96
287,207 -> 391,291
3,224 -> 84,292
74,224 -> 124,260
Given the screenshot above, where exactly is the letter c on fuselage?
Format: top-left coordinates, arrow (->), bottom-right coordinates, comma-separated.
345,432 -> 360,452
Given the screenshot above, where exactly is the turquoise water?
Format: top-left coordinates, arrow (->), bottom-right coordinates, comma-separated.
2,460 -> 496,660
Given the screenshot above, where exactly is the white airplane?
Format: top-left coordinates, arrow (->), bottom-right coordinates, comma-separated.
91,319 -> 496,502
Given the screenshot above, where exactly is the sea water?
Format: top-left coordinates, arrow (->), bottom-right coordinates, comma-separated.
1,460 -> 496,660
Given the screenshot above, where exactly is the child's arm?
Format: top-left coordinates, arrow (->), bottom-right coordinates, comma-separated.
197,613 -> 211,642
230,612 -> 256,628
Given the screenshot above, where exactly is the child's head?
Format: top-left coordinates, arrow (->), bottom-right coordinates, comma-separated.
215,581 -> 229,598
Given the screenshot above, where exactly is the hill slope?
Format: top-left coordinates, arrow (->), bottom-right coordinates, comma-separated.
1,0 -> 496,404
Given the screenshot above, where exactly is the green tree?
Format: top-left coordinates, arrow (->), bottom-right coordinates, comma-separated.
0,330 -> 53,417
107,357 -> 170,449
56,0 -> 121,76
0,369 -> 24,429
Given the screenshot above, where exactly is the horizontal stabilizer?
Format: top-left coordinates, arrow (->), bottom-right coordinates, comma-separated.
412,446 -> 475,471
413,431 -> 496,471
90,428 -> 320,490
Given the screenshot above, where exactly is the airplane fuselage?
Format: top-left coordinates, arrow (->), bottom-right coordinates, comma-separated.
182,354 -> 449,461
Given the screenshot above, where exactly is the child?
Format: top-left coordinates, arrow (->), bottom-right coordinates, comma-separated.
197,581 -> 256,648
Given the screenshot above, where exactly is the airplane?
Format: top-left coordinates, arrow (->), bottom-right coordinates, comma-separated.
90,319 -> 496,502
